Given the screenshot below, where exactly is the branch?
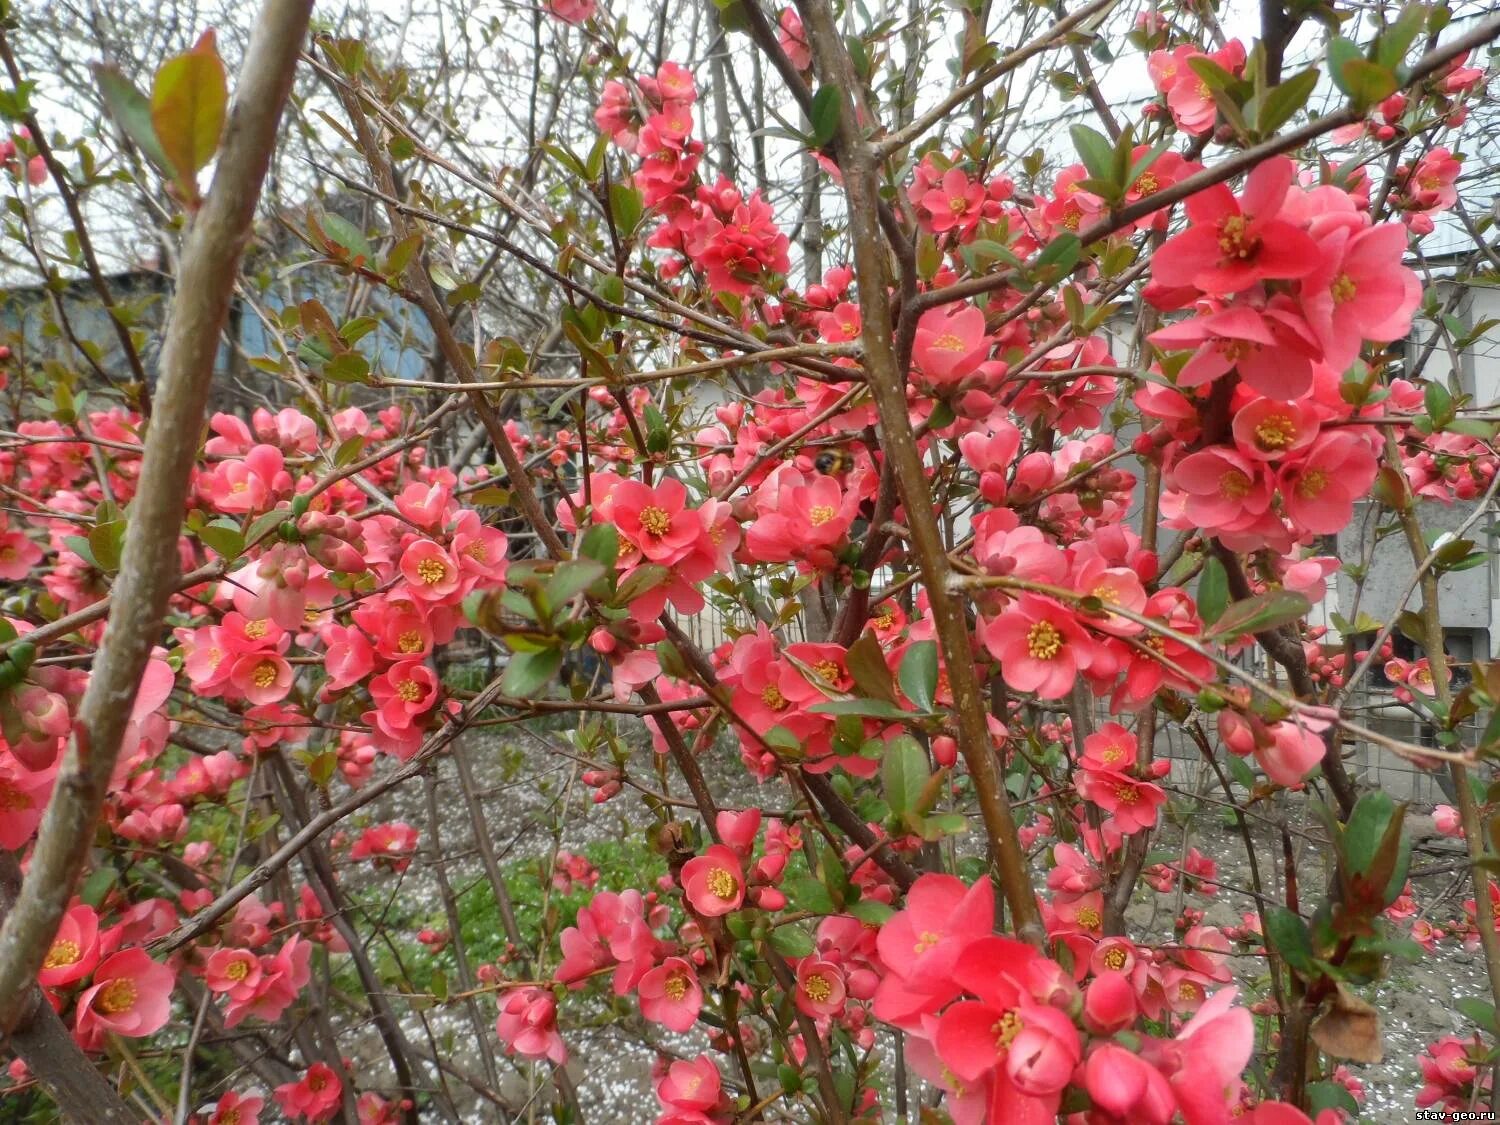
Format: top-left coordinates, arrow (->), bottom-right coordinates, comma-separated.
797,0 -> 1043,944
915,11 -> 1500,313
0,0 -> 314,1032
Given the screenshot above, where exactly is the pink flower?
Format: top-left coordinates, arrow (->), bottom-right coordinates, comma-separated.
229,652 -> 293,706
274,1062 -> 343,1123
932,936 -> 1071,1119
912,303 -> 991,387
546,0 -> 595,24
1167,446 -> 1274,531
794,957 -> 847,1018
611,476 -> 705,565
923,167 -> 986,235
1004,1002 -> 1083,1097
1231,398 -> 1318,462
1279,432 -> 1377,535
209,1090 -> 264,1125
777,8 -> 811,71
496,986 -> 567,1064
638,956 -> 702,1031
1083,970 -> 1138,1034
0,523 -> 42,579
37,903 -> 100,989
1302,221 -> 1420,372
1434,804 -> 1463,838
1152,157 -> 1319,296
655,1054 -> 728,1121
399,538 -> 462,602
680,844 -> 744,917
555,889 -> 660,993
744,466 -> 858,568
350,822 -> 420,872
1149,298 -> 1319,400
873,874 -> 994,1030
980,594 -> 1095,700
1257,720 -> 1325,787
205,948 -> 263,1000
1162,986 -> 1255,1122
74,948 -> 175,1044
1084,1043 -> 1177,1124
368,661 -> 440,732
0,755 -> 53,848
223,937 -> 311,1027
1077,769 -> 1167,835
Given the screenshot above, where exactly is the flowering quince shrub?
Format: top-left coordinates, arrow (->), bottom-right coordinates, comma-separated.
0,2 -> 1499,1123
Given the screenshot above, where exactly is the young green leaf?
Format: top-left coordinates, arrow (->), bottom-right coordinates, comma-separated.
150,30 -> 228,199
809,85 -> 842,148
881,735 -> 930,817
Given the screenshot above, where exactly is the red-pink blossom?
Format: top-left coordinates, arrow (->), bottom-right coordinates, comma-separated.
980,594 -> 1096,700
74,948 -> 175,1044
680,844 -> 745,917
496,986 -> 567,1064
37,903 -> 100,989
638,955 -> 703,1031
274,1062 -> 343,1123
1152,158 -> 1319,296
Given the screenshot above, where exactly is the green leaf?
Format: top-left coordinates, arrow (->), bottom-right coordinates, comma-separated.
1377,4 -> 1427,70
769,926 -> 816,958
89,519 -> 126,573
1207,589 -> 1312,638
323,352 -> 370,384
847,900 -> 895,925
1197,556 -> 1229,626
382,232 -> 422,279
197,520 -> 245,561
608,183 -> 644,236
1256,67 -> 1320,134
79,866 -> 118,908
150,30 -> 227,198
1264,906 -> 1316,973
500,647 -> 562,698
1034,233 -> 1081,273
846,629 -> 898,704
1424,381 -> 1455,427
614,563 -> 671,606
1343,791 -> 1395,876
94,64 -> 173,177
578,522 -> 620,570
333,434 -> 366,467
1326,37 -> 1363,96
1069,123 -> 1116,182
321,212 -> 374,263
1226,751 -> 1257,791
1306,1081 -> 1360,1118
809,85 -> 842,148
809,698 -> 913,721
784,876 -> 837,915
882,735 -> 929,817
897,640 -> 938,712
1187,55 -> 1240,91
546,559 -> 606,605
1340,59 -> 1398,108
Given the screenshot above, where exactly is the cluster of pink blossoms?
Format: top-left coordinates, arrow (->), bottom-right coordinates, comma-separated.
598,62 -> 790,295
1141,156 -> 1421,552
872,873 -> 1329,1124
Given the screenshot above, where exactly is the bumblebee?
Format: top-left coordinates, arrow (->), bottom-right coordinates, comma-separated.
814,447 -> 854,475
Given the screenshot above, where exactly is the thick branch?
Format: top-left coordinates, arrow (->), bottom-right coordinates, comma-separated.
797,0 -> 1042,943
0,0 -> 314,1033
